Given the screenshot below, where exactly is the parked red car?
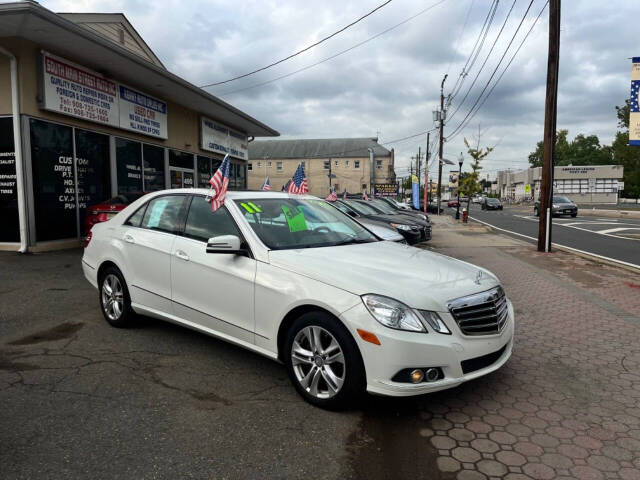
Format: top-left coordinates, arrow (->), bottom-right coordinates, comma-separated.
84,192 -> 146,236
447,199 -> 459,208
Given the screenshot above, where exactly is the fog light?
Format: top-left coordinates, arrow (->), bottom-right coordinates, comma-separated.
410,369 -> 424,383
425,368 -> 440,382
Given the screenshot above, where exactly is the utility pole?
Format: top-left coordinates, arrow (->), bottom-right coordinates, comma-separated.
417,146 -> 421,186
538,0 -> 561,252
436,74 -> 448,215
424,132 -> 430,211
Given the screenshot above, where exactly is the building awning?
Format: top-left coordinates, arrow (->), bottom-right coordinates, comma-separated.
0,1 -> 279,137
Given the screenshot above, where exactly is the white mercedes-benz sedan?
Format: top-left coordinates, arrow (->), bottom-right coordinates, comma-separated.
82,189 -> 514,409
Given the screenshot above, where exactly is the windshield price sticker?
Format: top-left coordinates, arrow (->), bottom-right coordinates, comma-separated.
281,205 -> 308,233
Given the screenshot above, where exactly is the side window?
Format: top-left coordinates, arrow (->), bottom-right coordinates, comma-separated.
141,195 -> 186,234
124,204 -> 147,227
183,196 -> 240,242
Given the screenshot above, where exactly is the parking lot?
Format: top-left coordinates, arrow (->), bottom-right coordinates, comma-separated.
2,225 -> 640,479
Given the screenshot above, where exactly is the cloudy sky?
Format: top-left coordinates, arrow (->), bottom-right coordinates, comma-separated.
44,0 -> 637,180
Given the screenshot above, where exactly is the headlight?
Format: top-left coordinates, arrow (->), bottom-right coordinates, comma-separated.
362,294 -> 426,332
552,204 -> 558,208
391,223 -> 414,231
418,311 -> 451,334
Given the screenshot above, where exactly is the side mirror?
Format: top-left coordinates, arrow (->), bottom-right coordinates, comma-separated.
206,235 -> 243,254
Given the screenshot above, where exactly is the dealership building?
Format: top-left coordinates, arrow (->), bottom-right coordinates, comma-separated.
0,2 -> 278,251
248,138 -> 395,197
497,165 -> 625,204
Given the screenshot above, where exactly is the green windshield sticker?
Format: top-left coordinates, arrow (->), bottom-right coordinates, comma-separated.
281,205 -> 308,232
240,203 -> 255,214
248,202 -> 262,213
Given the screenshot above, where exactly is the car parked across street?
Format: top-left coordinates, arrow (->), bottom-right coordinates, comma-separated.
534,195 -> 578,217
82,190 -> 514,409
481,197 -> 503,211
447,199 -> 460,208
84,192 -> 146,236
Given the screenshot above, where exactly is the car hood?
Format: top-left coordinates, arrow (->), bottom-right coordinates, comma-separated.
268,241 -> 500,312
362,213 -> 428,227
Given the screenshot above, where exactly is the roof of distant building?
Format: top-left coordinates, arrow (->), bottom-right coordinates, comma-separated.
249,138 -> 391,160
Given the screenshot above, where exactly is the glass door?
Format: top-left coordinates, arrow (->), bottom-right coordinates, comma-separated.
170,168 -> 194,188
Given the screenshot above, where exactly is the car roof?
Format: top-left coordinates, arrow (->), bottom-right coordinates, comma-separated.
143,188 -> 321,201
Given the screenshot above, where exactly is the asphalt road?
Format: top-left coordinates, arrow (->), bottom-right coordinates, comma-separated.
443,204 -> 640,269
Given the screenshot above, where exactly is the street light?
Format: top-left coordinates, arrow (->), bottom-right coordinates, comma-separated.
435,157 -> 455,214
455,153 -> 463,220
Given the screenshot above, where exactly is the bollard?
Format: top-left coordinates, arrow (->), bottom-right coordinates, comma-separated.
462,208 -> 468,223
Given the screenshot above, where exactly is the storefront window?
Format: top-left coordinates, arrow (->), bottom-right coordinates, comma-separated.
197,155 -> 211,187
143,144 -> 165,191
116,138 -> 142,194
29,119 -> 76,241
169,150 -> 194,170
75,129 -> 110,230
0,117 -> 19,242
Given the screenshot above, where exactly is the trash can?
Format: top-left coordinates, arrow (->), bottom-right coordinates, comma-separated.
462,208 -> 468,223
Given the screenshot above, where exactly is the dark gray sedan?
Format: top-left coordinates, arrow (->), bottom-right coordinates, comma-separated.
534,195 -> 578,217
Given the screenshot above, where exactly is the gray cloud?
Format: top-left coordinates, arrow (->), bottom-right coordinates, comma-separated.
44,0 -> 637,178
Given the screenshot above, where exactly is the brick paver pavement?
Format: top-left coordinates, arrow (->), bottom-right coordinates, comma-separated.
418,243 -> 640,480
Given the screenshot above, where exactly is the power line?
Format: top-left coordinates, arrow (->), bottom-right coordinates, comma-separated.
447,0 -> 499,106
447,0 -> 518,123
215,0 -> 450,96
445,0 -> 476,75
199,0 -> 393,88
447,0 -> 547,142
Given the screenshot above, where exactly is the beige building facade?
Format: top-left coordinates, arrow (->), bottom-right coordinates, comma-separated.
0,2 -> 277,250
497,165 -> 624,204
248,138 -> 395,196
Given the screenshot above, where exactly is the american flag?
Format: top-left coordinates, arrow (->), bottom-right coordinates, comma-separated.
261,177 -> 271,190
325,188 -> 337,202
208,154 -> 230,212
363,191 -> 369,201
287,163 -> 308,194
282,179 -> 292,192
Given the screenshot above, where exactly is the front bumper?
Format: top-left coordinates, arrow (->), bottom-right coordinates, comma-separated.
552,207 -> 577,215
340,301 -> 515,397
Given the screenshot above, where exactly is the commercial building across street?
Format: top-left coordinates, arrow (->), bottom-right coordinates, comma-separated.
248,137 -> 395,196
497,165 -> 624,204
0,1 -> 278,251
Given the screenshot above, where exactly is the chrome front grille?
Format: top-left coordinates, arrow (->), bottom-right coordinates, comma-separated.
448,286 -> 509,336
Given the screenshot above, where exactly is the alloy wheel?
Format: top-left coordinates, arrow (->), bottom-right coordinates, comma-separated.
291,326 -> 346,399
101,274 -> 124,321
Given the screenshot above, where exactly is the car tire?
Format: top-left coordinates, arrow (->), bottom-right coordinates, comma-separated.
285,311 -> 365,410
98,266 -> 136,328
534,207 -> 539,217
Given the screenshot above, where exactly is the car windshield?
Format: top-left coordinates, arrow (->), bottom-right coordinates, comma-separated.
234,198 -> 378,250
342,199 -> 380,215
486,198 -> 500,204
369,199 -> 397,214
553,196 -> 571,203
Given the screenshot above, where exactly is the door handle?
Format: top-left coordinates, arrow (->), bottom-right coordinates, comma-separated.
175,250 -> 190,261
124,234 -> 135,244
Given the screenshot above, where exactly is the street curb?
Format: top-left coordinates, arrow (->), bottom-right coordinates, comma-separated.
578,209 -> 640,219
469,216 -> 640,275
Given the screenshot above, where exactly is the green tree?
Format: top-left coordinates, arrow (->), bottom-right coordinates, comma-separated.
528,129 -> 570,167
460,137 -> 493,215
612,100 -> 640,198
